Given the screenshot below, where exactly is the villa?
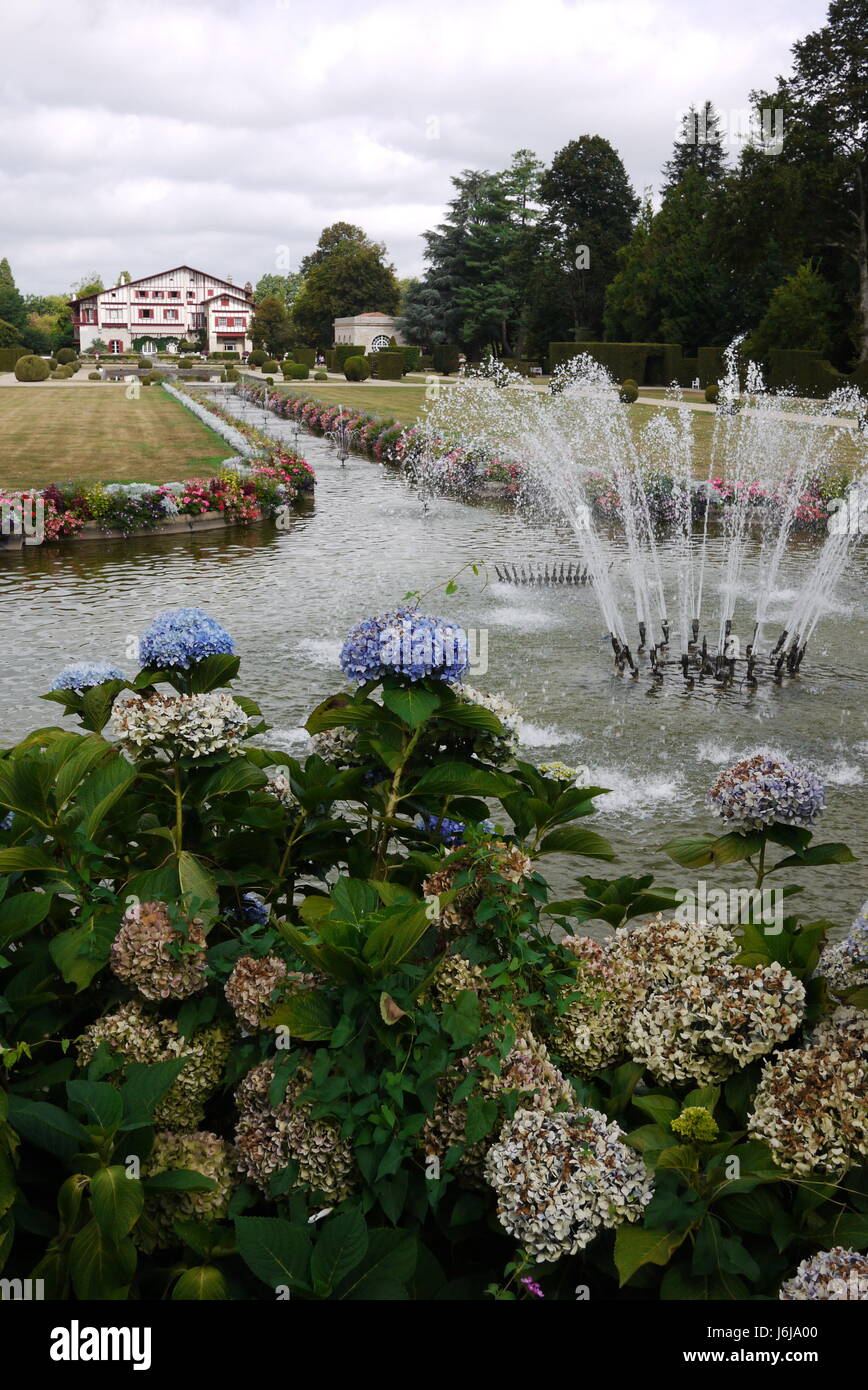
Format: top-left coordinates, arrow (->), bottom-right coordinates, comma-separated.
69,266 -> 255,356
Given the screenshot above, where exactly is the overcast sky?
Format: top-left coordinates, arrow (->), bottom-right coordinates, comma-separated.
1,0 -> 831,296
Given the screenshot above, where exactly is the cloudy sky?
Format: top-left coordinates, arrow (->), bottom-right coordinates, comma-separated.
2,0 -> 830,296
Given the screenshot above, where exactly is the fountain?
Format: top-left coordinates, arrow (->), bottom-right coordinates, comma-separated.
416,346 -> 867,688
325,409 -> 352,466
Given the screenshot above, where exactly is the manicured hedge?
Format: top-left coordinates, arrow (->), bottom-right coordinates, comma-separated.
261,359 -> 280,374
0,345 -> 28,372
55,347 -> 77,364
372,351 -> 404,380
282,362 -> 309,380
548,341 -> 683,386
697,346 -> 725,388
401,345 -> 422,372
208,351 -> 240,360
292,347 -> 316,367
432,344 -> 461,374
767,350 -> 868,399
334,344 -> 366,367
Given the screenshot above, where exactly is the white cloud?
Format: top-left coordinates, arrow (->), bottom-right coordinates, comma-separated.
0,0 -> 831,293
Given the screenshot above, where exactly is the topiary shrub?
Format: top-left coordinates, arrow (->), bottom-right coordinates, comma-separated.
55,347 -> 77,364
292,347 -> 315,368
14,354 -> 50,382
372,351 -> 404,381
248,349 -> 267,368
265,376 -> 274,386
261,359 -> 280,374
619,379 -> 639,403
61,362 -> 78,377
432,344 -> 461,375
344,355 -> 370,382
314,370 -> 328,381
48,358 -> 59,370
88,371 -> 101,380
283,363 -> 309,380
705,384 -> 719,404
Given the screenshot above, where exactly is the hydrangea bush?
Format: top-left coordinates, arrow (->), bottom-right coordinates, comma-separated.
0,610 -> 864,1302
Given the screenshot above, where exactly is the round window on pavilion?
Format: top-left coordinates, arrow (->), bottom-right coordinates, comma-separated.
370,334 -> 391,351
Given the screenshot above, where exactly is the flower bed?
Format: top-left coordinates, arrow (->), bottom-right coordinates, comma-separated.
0,389 -> 316,546
1,604 -> 865,1302
239,386 -> 847,527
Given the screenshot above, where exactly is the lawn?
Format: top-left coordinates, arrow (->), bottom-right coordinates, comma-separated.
0,385 -> 230,488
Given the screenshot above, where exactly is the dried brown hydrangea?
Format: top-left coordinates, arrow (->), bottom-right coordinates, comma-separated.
749,1007 -> 868,1176
224,955 -> 320,1034
78,1002 -> 233,1130
421,1030 -> 572,1184
551,935 -> 643,1073
626,959 -> 805,1086
110,900 -> 208,1001
484,1107 -> 654,1262
234,1055 -> 356,1202
137,1129 -> 236,1252
422,842 -> 533,939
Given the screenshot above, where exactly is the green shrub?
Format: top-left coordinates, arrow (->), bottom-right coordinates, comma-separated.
335,344 -> 365,368
344,355 -> 371,382
432,344 -> 461,374
14,354 -> 50,382
314,370 -> 328,381
88,371 -> 101,380
223,367 -> 239,383
0,345 -> 28,372
619,378 -> 639,403
697,346 -> 724,388
55,347 -> 77,364
261,359 -> 280,374
265,376 -> 274,386
548,341 -> 683,386
48,357 -> 59,370
283,363 -> 309,380
248,349 -> 267,368
400,345 -> 421,372
371,351 -> 404,381
143,371 -> 164,386
292,347 -> 316,367
705,383 -> 719,404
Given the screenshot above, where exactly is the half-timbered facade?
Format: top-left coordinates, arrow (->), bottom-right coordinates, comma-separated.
69,266 -> 254,355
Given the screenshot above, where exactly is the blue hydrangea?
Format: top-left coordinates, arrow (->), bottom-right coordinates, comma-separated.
139,608 -> 235,670
340,609 -> 468,684
240,893 -> 269,926
416,813 -> 466,846
50,661 -> 125,693
0,811 -> 12,831
707,752 -> 825,831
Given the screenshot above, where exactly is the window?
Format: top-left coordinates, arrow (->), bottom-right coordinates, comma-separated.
108,340 -> 123,354
136,290 -> 148,298
169,291 -> 180,298
166,309 -> 178,321
104,309 -> 121,322
187,290 -> 195,299
152,290 -> 164,299
220,297 -> 229,306
139,309 -> 153,320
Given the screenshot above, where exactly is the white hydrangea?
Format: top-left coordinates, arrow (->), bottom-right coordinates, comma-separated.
449,683 -> 521,765
112,691 -> 248,759
484,1107 -> 654,1261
